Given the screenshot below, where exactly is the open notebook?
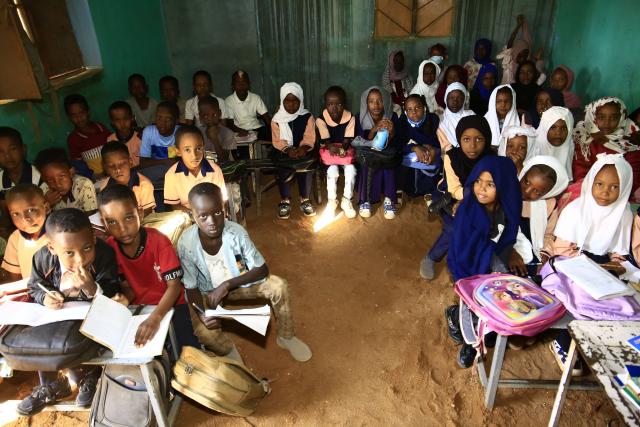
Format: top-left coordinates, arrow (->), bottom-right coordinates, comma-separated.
80,294 -> 173,359
0,300 -> 90,326
555,255 -> 636,300
205,305 -> 271,336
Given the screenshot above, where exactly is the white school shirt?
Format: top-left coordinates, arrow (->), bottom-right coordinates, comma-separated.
185,94 -> 229,126
202,244 -> 233,289
225,92 -> 268,130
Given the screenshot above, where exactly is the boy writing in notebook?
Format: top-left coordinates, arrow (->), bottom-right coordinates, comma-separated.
178,182 -> 311,363
20,208 -> 123,416
98,184 -> 198,351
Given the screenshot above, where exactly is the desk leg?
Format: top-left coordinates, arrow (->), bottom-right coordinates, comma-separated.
548,339 -> 577,427
227,183 -> 237,222
256,170 -> 262,216
485,334 -> 508,410
140,363 -> 170,427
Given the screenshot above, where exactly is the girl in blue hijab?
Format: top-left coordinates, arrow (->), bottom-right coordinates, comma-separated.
464,38 -> 493,90
469,63 -> 498,116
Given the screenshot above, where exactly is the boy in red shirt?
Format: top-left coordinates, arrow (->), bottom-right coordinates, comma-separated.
98,184 -> 197,350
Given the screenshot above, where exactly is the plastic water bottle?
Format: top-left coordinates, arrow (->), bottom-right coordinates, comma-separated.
372,128 -> 388,151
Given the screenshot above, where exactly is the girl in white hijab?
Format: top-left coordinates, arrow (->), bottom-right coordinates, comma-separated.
530,106 -> 574,180
553,153 -> 633,260
498,125 -> 537,174
436,82 -> 475,152
484,84 -> 519,146
410,60 -> 441,115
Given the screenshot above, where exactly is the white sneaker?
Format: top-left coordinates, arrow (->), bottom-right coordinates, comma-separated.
341,197 -> 356,218
359,202 -> 371,218
325,199 -> 339,216
383,198 -> 396,220
277,336 -> 312,362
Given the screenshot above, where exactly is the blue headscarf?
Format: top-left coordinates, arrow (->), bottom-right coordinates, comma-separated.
474,38 -> 492,64
447,156 -> 522,281
473,63 -> 498,101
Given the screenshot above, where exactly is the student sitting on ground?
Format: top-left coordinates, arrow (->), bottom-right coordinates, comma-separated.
317,86 -> 357,218
185,70 -> 229,127
0,127 -> 40,197
35,148 -> 97,214
436,82 -> 474,152
98,184 -> 198,353
0,185 -> 49,283
159,75 -> 187,123
139,101 -> 181,169
410,60 -> 441,116
271,82 -> 317,219
126,73 -> 158,128
225,70 -> 272,145
20,208 -> 123,416
497,125 -> 537,175
64,94 -> 111,177
530,106 -> 574,180
164,125 -> 226,212
198,96 -> 235,163
178,182 -> 312,362
107,101 -> 142,167
99,142 -> 155,217
484,84 -> 519,147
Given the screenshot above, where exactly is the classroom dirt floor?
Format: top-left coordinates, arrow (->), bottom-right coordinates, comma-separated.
0,187 -> 625,426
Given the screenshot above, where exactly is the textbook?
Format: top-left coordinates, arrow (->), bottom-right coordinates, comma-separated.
628,335 -> 640,355
614,365 -> 640,411
554,255 -> 635,300
0,300 -> 90,326
204,305 -> 271,336
80,294 -> 173,359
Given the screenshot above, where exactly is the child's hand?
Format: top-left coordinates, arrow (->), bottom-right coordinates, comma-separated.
287,148 -> 299,158
412,146 -> 429,163
200,315 -> 222,330
45,189 -> 62,206
237,129 -> 249,137
72,265 -> 95,290
451,200 -> 461,216
508,151 -> 525,169
509,250 -> 527,276
328,144 -> 341,156
43,291 -> 65,310
135,314 -> 161,347
111,293 -> 130,306
206,284 -> 230,310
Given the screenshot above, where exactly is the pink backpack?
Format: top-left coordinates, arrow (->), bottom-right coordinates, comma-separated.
455,273 -> 566,342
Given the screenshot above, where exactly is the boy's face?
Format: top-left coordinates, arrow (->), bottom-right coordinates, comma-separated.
110,108 -> 133,136
7,194 -> 49,235
48,228 -> 96,272
156,107 -> 177,136
67,103 -> 90,129
191,193 -> 225,239
160,81 -> 179,102
41,163 -> 74,196
129,78 -> 148,99
199,103 -> 221,127
100,199 -> 141,246
0,137 -> 26,171
193,76 -> 212,98
232,76 -> 250,100
177,134 -> 205,172
102,151 -> 132,185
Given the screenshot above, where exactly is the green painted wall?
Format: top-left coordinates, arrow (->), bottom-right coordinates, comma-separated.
0,0 -> 172,160
551,0 -> 639,109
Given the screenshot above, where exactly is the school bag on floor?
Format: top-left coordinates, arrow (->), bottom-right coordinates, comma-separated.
90,351 -> 172,427
171,346 -> 270,416
455,273 -> 566,352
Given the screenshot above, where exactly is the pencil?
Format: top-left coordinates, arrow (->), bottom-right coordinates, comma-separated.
37,283 -> 62,300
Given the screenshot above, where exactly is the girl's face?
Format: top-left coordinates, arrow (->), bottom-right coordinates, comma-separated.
446,90 -> 464,113
520,168 -> 554,201
518,63 -> 536,85
325,92 -> 344,123
550,69 -> 568,91
475,43 -> 488,60
495,91 -> 513,119
592,164 -> 620,206
474,171 -> 497,208
404,98 -> 425,123
482,72 -> 496,90
536,91 -> 553,116
367,90 -> 384,121
283,93 -> 301,114
547,119 -> 568,146
595,102 -> 622,135
460,128 -> 486,160
423,64 -> 437,85
393,52 -> 405,72
505,135 -> 527,164
446,68 -> 461,85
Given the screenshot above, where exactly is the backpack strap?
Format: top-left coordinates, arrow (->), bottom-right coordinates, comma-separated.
459,301 -> 488,355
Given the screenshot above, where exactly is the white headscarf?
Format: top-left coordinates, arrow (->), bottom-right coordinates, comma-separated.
518,155 -> 569,258
498,125 -> 537,157
484,84 -> 519,146
554,153 -> 633,255
438,82 -> 474,147
531,106 -> 574,180
272,82 -> 309,146
410,60 -> 441,114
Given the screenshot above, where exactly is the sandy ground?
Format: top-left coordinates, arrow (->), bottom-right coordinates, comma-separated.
0,186 -> 624,426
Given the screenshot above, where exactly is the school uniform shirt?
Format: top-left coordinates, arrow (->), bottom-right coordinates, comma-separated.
316,110 -> 356,142
185,94 -> 229,127
140,125 -> 179,160
163,158 -> 226,207
0,162 -> 40,200
225,92 -> 268,131
27,238 -> 120,305
67,122 -> 111,174
98,172 -> 156,211
271,114 -> 315,152
1,229 -> 48,278
197,124 -> 236,154
106,227 -> 184,305
41,175 -> 97,212
107,131 -> 142,167
126,97 -> 159,128
178,221 -> 266,293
